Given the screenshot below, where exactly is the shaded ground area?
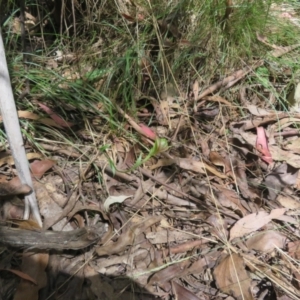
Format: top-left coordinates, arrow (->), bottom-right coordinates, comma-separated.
1,1 -> 300,299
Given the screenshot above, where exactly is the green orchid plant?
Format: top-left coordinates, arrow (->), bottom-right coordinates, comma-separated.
129,138 -> 169,172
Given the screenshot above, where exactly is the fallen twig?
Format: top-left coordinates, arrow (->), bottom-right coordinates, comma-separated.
0,225 -> 104,250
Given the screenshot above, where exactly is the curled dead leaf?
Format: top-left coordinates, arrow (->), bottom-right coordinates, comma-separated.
246,231 -> 286,252
30,159 -> 56,179
213,253 -> 253,300
230,208 -> 286,241
13,252 -> 49,300
175,157 -> 227,179
0,180 -> 31,196
103,195 -> 133,212
96,216 -> 162,256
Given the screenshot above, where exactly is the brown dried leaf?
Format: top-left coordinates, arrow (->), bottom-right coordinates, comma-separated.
213,253 -> 253,300
151,99 -> 169,126
0,180 -> 31,196
277,296 -> 296,300
0,152 -> 42,167
11,12 -> 38,35
0,111 -> 63,129
234,159 -> 256,200
247,104 -> 274,116
149,158 -> 174,170
173,281 -> 201,300
175,158 -> 227,178
209,151 -> 231,174
210,152 -> 254,200
104,195 -> 132,212
206,214 -> 228,240
35,181 -> 74,231
148,260 -> 190,291
168,239 -> 210,254
30,159 -> 56,179
277,194 -> 300,209
84,265 -> 116,299
269,145 -> 300,168
96,216 -> 162,256
205,95 -> 234,107
277,117 -> 300,130
131,179 -> 154,205
264,163 -> 299,200
148,251 -> 220,290
0,269 -> 37,285
284,138 -> 300,153
146,229 -> 194,244
288,240 -> 300,259
246,231 -> 286,252
229,208 -> 286,241
13,252 -> 49,300
274,214 -> 298,225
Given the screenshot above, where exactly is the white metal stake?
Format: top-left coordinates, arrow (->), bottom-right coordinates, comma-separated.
0,30 -> 42,227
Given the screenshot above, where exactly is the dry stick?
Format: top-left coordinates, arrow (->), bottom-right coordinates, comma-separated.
195,60 -> 264,111
195,43 -> 300,109
44,192 -> 80,230
0,225 -> 103,250
0,30 -> 42,226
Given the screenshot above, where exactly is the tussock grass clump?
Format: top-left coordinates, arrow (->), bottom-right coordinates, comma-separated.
1,0 -> 299,153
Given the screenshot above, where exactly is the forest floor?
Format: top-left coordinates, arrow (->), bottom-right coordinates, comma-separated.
1,1 -> 300,299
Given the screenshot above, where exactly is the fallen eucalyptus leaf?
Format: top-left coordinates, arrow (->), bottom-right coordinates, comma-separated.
104,195 -> 133,212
